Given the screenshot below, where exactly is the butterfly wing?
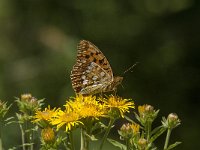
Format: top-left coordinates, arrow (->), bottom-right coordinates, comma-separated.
70,40 -> 113,94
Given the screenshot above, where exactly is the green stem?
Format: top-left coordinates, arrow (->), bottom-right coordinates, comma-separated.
28,111 -> 34,150
63,133 -> 68,149
19,124 -> 26,150
29,121 -> 34,150
69,131 -> 75,150
147,122 -> 152,141
99,118 -> 115,150
0,120 -> 3,150
126,139 -> 130,150
164,128 -> 172,150
80,128 -> 89,150
145,121 -> 152,141
25,119 -> 33,150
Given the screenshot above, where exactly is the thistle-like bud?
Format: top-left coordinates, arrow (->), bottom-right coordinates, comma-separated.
119,123 -> 133,140
138,104 -> 154,117
162,113 -> 181,129
16,93 -> 44,114
21,93 -> 32,102
138,138 -> 147,150
137,104 -> 159,125
167,113 -> 181,129
118,123 -> 140,140
41,127 -> 55,143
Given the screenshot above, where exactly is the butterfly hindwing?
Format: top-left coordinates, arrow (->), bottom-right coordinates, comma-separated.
79,62 -> 112,94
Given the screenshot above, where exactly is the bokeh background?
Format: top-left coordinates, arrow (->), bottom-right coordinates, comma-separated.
0,0 -> 199,149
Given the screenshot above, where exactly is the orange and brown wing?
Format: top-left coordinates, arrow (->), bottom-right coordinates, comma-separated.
78,40 -> 113,76
70,40 -> 113,93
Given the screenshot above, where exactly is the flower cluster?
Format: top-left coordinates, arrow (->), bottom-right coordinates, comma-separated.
0,92 -> 181,150
112,104 -> 181,150
33,94 -> 134,132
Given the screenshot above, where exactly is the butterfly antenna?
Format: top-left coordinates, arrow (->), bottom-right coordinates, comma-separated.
123,62 -> 139,75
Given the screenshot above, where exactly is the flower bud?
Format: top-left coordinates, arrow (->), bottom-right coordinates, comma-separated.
138,138 -> 147,150
119,123 -> 133,139
16,94 -> 44,114
138,104 -> 158,125
167,113 -> 181,129
144,105 -> 154,112
118,123 -> 140,140
41,127 -> 55,143
21,93 -> 32,102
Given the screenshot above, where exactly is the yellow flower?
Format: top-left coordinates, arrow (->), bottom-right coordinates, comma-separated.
102,95 -> 134,117
33,106 -> 59,123
41,127 -> 55,143
51,110 -> 82,132
78,102 -> 105,119
65,94 -> 106,119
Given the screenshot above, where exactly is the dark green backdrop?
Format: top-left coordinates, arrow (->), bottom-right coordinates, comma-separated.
0,0 -> 199,149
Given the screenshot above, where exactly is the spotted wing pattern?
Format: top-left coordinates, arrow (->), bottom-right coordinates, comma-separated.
70,40 -> 114,95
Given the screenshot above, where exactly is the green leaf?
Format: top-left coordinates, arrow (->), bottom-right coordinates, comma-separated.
89,135 -> 98,141
91,122 -> 106,135
124,115 -> 137,124
166,142 -> 182,150
150,127 -> 167,143
107,138 -> 127,150
84,133 -> 98,141
134,112 -> 141,123
155,110 -> 160,116
4,116 -> 14,122
150,125 -> 162,136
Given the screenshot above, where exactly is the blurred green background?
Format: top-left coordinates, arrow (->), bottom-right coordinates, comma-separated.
0,0 -> 199,149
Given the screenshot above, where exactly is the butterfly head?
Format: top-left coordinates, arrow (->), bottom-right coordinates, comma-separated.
112,76 -> 123,89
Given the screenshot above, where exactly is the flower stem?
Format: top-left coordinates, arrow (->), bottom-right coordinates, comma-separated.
126,139 -> 130,150
0,120 -> 3,150
26,118 -> 33,150
19,124 -> 26,150
99,118 -> 115,150
145,121 -> 152,142
69,131 -> 75,150
164,128 -> 172,150
81,128 -> 89,150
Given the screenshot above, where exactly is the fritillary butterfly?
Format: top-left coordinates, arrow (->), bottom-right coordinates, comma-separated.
70,40 -> 123,95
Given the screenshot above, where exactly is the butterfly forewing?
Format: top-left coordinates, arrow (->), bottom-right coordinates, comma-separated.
78,40 -> 113,76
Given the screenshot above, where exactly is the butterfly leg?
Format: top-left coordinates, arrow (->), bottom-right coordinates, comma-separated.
113,88 -> 117,96
100,91 -> 103,98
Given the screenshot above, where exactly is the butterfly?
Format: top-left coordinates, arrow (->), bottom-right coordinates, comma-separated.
70,40 -> 123,95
